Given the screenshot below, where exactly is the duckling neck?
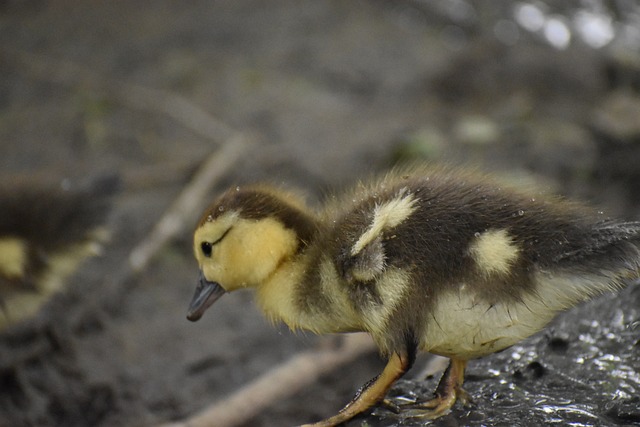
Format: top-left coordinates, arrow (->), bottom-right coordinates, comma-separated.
254,254 -> 305,329
255,250 -> 362,334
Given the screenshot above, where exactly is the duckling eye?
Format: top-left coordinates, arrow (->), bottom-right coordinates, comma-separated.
200,227 -> 232,258
201,242 -> 213,257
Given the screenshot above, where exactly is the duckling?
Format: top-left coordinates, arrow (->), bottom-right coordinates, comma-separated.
0,174 -> 117,329
186,166 -> 640,426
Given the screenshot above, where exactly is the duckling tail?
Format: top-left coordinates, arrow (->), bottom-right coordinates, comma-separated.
552,221 -> 640,295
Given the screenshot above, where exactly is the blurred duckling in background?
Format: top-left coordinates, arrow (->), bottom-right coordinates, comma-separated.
0,174 -> 117,329
187,165 -> 640,426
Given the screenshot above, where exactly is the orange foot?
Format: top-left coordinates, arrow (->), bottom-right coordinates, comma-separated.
301,352 -> 412,427
394,358 -> 471,420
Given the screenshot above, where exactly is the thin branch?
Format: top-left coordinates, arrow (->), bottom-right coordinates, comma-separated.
160,334 -> 376,427
129,135 -> 252,272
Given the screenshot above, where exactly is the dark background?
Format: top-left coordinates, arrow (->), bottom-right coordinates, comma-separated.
1,1 -> 639,426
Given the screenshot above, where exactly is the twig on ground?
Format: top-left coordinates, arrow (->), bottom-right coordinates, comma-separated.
160,334 -> 376,427
129,135 -> 252,272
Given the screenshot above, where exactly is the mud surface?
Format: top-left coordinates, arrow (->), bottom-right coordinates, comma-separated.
1,1 -> 639,426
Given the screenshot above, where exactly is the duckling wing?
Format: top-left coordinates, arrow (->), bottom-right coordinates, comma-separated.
335,234 -> 386,284
331,187 -> 420,285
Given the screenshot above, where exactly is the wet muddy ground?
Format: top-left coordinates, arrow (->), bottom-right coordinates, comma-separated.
1,1 -> 639,426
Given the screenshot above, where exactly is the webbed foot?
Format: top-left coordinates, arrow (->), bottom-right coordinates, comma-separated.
394,358 -> 470,420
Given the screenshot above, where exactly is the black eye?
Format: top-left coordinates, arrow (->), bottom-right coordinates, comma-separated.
199,227 -> 232,258
201,242 -> 213,257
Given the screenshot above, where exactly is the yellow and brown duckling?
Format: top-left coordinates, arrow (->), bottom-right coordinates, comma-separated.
187,165 -> 640,426
0,175 -> 117,329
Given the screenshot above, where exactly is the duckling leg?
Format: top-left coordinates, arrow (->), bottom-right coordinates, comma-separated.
301,350 -> 413,427
402,358 -> 469,419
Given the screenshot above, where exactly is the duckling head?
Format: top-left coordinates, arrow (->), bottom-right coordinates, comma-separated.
187,186 -> 317,321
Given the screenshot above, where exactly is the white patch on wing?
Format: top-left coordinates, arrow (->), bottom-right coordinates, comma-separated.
351,188 -> 418,256
422,268 -> 624,359
468,229 -> 520,276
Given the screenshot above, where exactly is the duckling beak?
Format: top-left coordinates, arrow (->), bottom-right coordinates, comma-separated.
187,271 -> 226,321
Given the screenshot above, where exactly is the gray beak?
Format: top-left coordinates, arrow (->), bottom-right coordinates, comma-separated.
187,271 -> 227,321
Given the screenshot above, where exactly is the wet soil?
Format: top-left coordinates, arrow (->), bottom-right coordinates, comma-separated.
1,1 -> 639,426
